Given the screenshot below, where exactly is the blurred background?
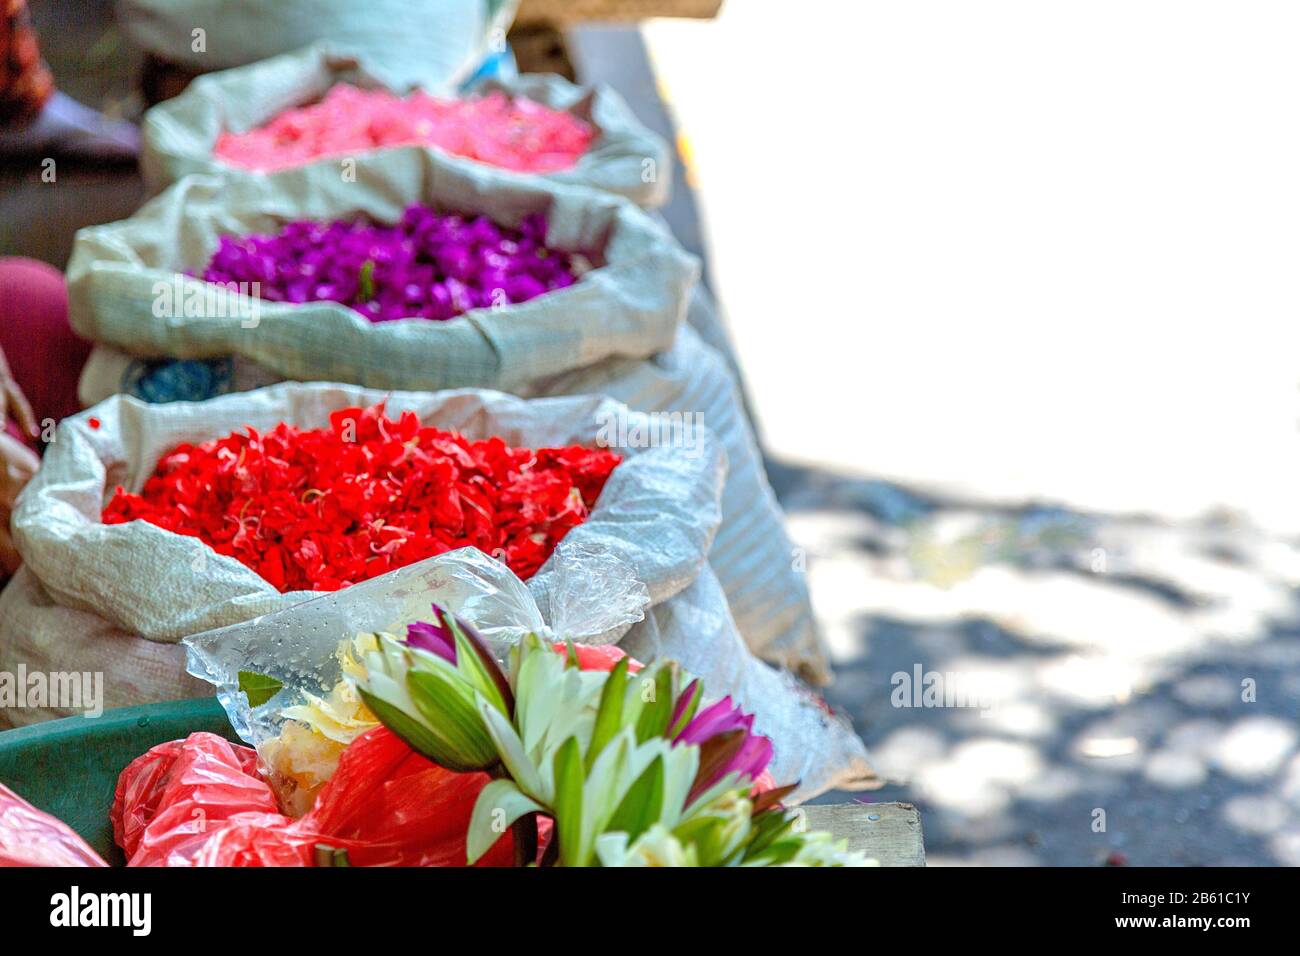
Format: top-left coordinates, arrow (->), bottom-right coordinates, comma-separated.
6,0 -> 1300,865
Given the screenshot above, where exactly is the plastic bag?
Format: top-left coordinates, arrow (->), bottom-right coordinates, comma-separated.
112,732 -> 281,866
280,725 -> 510,867
184,545 -> 650,749
111,730 -> 513,867
0,784 -> 108,867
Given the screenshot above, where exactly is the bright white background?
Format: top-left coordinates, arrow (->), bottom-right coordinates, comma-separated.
645,1 -> 1300,531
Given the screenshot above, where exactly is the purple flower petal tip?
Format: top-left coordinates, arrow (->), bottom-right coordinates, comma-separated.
403,603 -> 456,663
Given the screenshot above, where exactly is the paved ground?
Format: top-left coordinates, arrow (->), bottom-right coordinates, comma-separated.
776,467 -> 1300,865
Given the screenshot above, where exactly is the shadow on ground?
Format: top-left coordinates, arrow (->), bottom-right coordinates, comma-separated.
770,458 -> 1300,866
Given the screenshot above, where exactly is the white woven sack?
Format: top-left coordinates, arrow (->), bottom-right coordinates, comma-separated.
73,324 -> 831,683
533,322 -> 831,684
117,0 -> 512,91
0,383 -> 722,721
68,149 -> 697,393
141,43 -> 671,208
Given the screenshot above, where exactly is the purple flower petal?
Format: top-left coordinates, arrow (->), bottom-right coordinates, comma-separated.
675,696 -> 746,745
403,604 -> 455,663
675,693 -> 774,787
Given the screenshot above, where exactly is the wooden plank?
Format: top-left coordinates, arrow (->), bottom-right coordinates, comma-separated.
804,802 -> 925,867
515,0 -> 723,27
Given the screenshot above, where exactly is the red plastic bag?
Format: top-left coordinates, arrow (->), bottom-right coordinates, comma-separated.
113,729 -> 513,867
0,783 -> 108,867
292,725 -> 510,867
112,732 -> 284,867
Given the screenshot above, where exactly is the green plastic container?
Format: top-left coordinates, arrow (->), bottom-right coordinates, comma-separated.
0,698 -> 239,865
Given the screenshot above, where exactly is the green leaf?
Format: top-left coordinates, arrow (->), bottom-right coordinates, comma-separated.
513,634 -> 567,754
237,670 -> 283,707
742,809 -> 799,861
585,656 -> 628,770
673,786 -> 755,866
658,742 -> 701,829
467,779 -> 544,865
746,832 -> 804,866
551,737 -> 586,866
673,812 -> 729,866
580,729 -> 632,861
479,693 -> 547,801
605,753 -> 665,841
358,259 -> 376,301
406,668 -> 498,770
634,664 -> 675,743
447,613 -> 514,716
538,667 -> 603,758
357,687 -> 467,769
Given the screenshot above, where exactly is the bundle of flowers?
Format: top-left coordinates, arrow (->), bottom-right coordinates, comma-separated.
101,403 -> 621,590
200,205 -> 584,323
212,84 -> 596,174
342,606 -> 869,866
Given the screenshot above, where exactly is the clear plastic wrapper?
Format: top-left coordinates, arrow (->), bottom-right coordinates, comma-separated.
186,549 -> 876,803
184,545 -> 649,748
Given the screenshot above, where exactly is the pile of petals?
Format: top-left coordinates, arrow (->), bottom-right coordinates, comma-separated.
101,403 -> 622,590
213,84 -> 595,173
199,206 -> 581,323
